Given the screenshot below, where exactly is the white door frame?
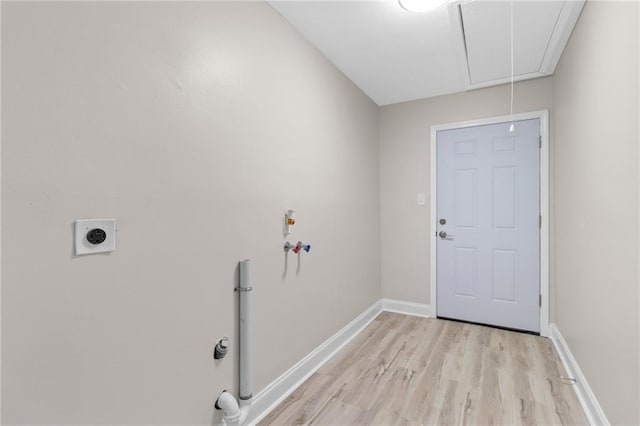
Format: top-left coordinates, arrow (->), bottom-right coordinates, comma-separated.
430,110 -> 550,337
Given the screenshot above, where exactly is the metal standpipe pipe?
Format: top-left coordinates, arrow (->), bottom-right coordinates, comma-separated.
216,259 -> 253,426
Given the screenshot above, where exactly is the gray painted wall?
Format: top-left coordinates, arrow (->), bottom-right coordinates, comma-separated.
1,3 -> 381,424
553,2 -> 639,424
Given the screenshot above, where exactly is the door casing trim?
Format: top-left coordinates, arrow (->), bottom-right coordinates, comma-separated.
429,110 -> 550,337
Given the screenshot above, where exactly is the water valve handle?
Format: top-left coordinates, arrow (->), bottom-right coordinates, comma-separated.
293,242 -> 302,254
303,244 -> 311,253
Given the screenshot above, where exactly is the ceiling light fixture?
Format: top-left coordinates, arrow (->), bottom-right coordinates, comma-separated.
398,0 -> 449,13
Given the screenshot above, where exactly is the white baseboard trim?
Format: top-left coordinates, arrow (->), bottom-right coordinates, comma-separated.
381,298 -> 432,318
246,300 -> 383,425
549,323 -> 609,426
246,298 -> 432,424
246,302 -> 607,426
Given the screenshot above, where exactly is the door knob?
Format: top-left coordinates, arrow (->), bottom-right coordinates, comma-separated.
439,231 -> 454,240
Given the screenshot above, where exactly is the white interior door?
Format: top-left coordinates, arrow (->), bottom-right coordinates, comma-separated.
436,118 -> 540,333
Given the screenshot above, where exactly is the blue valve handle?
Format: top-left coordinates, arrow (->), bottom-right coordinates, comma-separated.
303,244 -> 311,253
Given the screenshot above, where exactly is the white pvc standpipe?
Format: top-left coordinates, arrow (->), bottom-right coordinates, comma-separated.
217,260 -> 253,426
238,259 -> 252,406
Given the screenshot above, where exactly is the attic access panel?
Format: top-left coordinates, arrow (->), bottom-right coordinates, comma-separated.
456,0 -> 585,89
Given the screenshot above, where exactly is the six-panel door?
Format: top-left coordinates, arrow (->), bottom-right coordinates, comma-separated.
436,119 -> 540,333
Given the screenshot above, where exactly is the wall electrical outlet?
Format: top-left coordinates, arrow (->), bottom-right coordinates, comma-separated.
74,219 -> 116,255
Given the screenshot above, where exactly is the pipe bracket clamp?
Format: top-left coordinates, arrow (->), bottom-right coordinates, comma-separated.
234,287 -> 253,292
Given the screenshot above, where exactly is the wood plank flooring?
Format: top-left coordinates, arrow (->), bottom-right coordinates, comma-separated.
259,312 -> 588,426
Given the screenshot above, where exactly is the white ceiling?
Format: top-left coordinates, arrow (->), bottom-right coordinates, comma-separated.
269,0 -> 585,106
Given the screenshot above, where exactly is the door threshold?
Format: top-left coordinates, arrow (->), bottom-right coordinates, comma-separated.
437,316 -> 540,336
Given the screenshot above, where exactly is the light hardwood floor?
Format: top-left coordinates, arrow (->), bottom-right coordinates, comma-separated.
260,312 -> 588,426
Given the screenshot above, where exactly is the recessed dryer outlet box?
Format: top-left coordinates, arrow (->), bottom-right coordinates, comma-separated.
75,219 -> 116,255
